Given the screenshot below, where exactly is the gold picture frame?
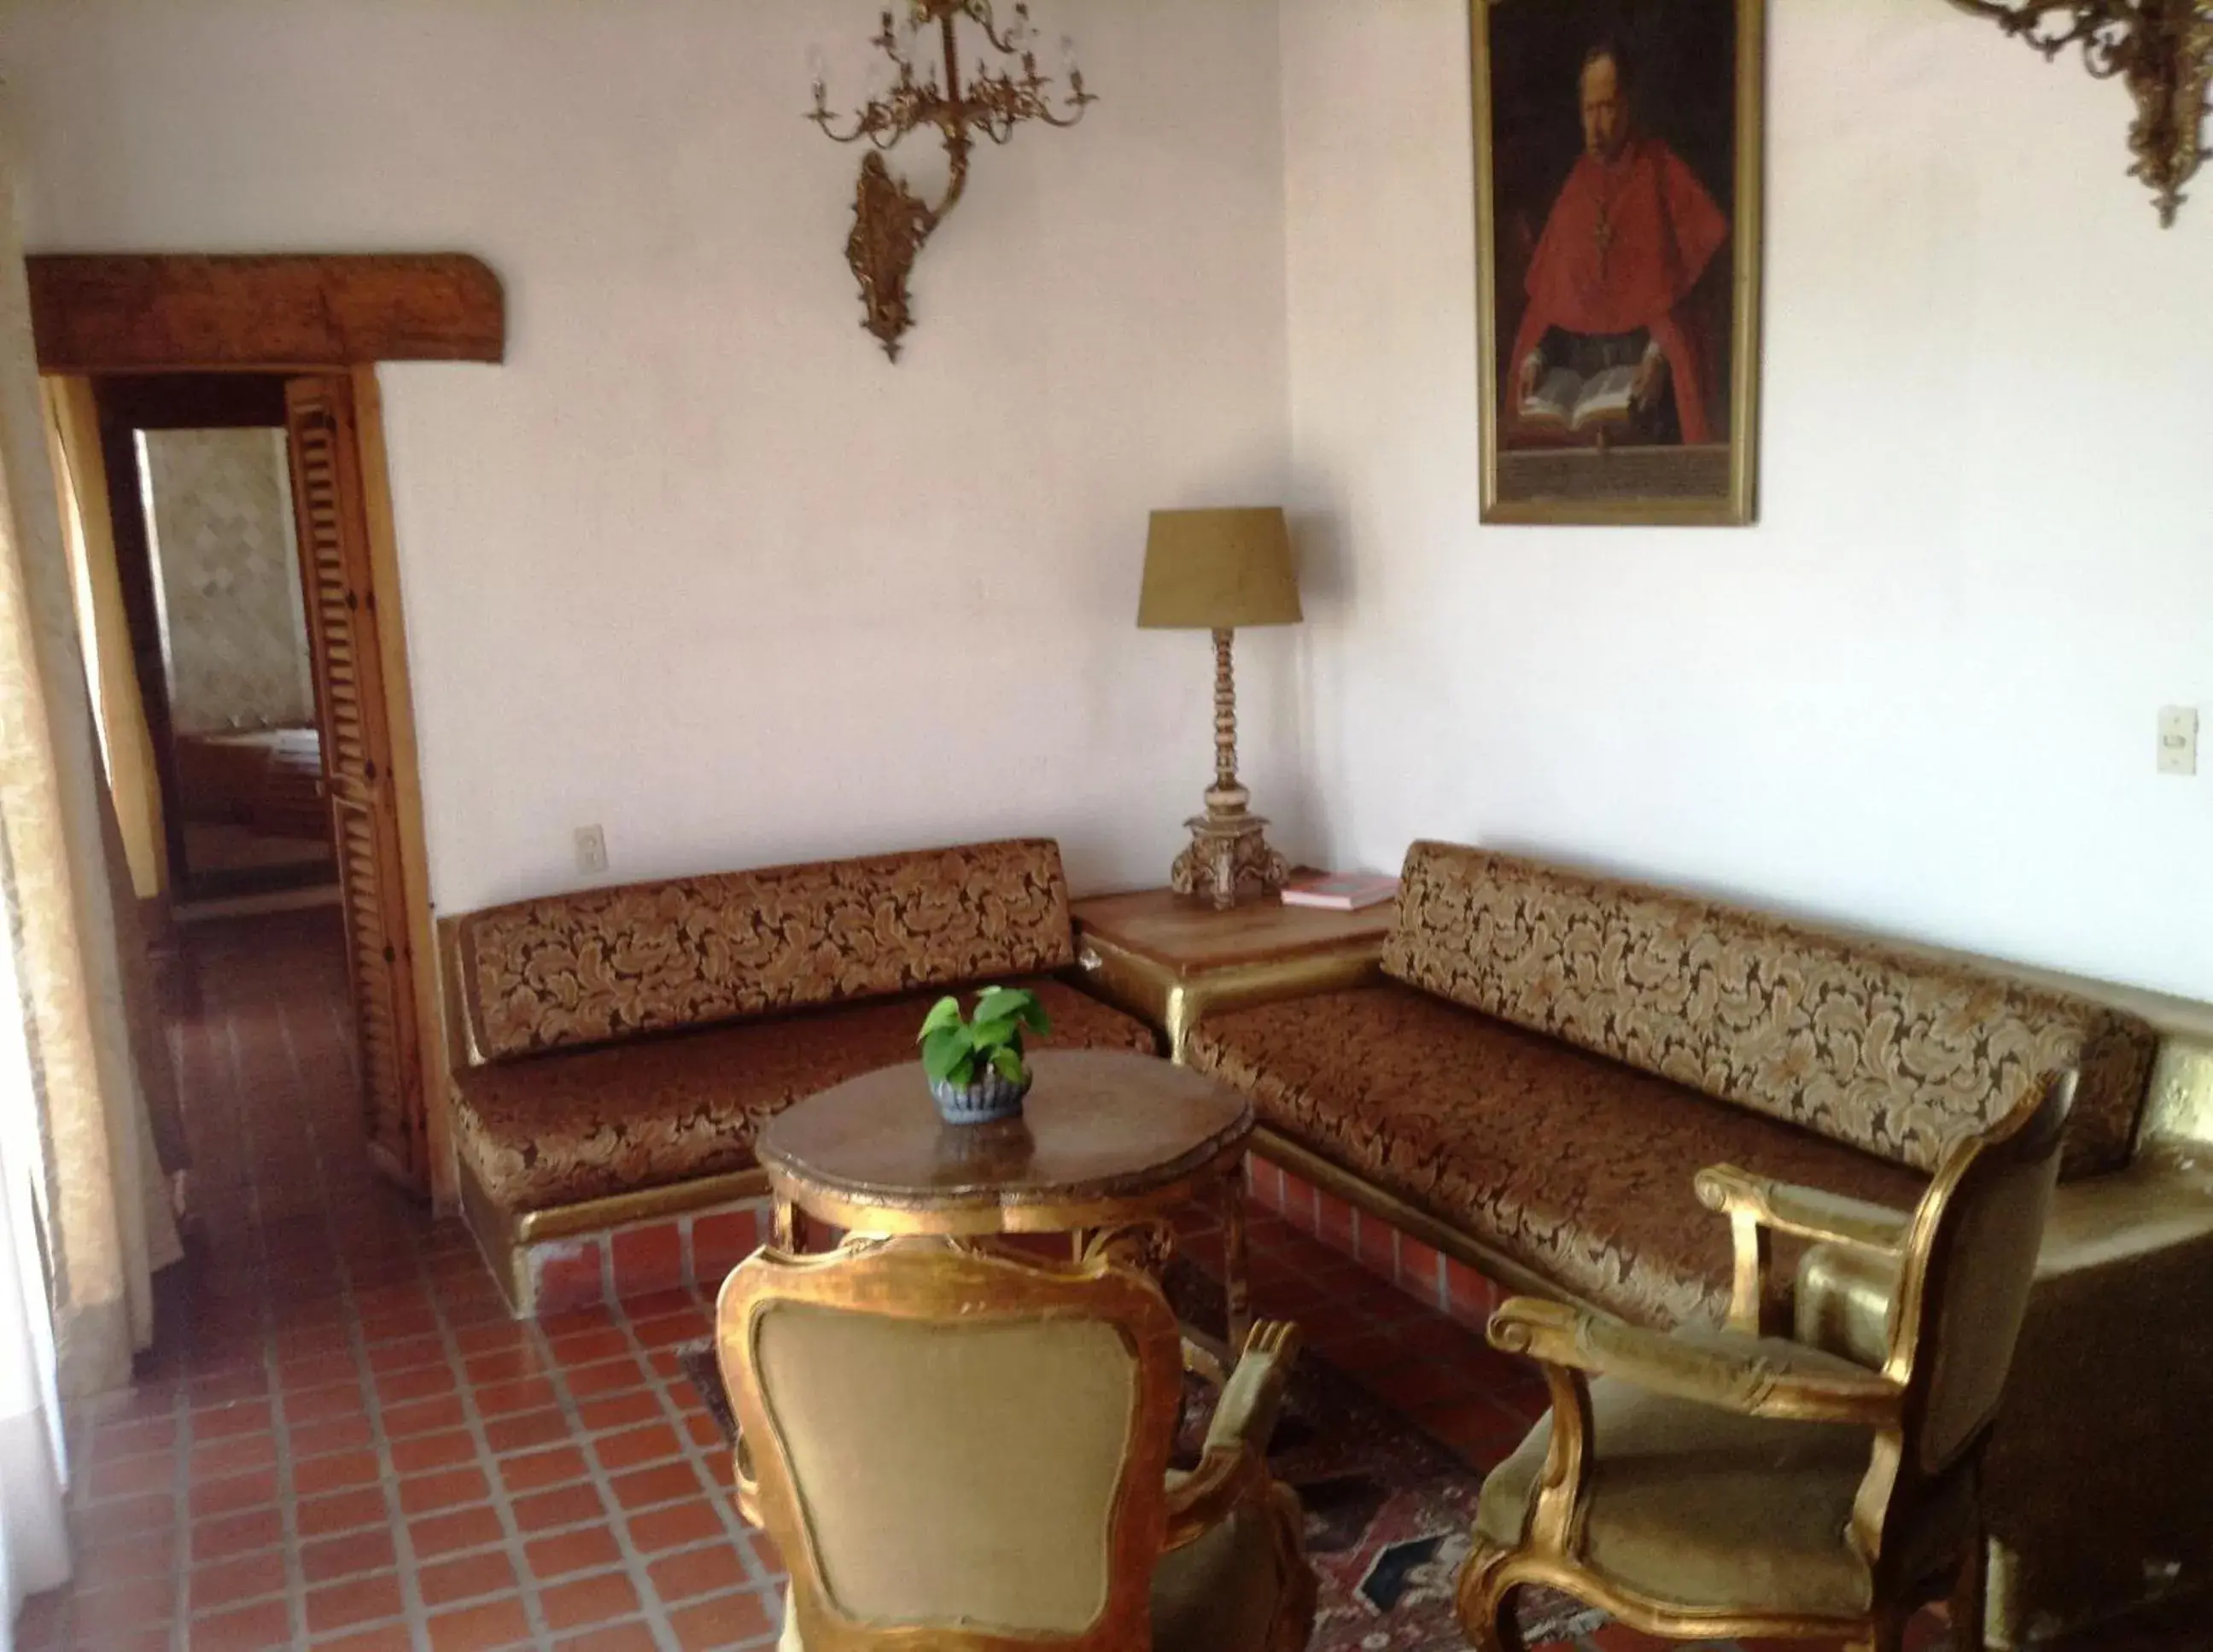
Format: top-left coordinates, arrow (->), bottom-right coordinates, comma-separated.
1473,0 -> 1765,527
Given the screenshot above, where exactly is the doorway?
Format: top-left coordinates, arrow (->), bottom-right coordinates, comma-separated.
56,369 -> 432,1195
96,375 -> 335,908
31,252 -> 505,1209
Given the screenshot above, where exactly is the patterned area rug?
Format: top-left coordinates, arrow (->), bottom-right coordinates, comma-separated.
1160,1262 -> 1601,1652
679,1261 -> 1602,1651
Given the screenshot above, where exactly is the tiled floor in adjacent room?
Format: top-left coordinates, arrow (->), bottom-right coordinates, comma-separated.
8,907 -> 2154,1650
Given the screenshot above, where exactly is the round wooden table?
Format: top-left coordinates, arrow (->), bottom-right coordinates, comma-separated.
757,1049 -> 1258,1350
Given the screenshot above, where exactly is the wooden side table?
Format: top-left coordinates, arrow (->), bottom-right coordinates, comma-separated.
1070,886 -> 1394,1062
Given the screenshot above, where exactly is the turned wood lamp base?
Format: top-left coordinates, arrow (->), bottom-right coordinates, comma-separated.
1136,507 -> 1304,912
1171,807 -> 1291,912
1168,627 -> 1291,911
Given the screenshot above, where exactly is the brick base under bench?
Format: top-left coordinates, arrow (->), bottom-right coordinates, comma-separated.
494,1156 -> 1501,1325
1245,1153 -> 1506,1333
502,1196 -> 777,1317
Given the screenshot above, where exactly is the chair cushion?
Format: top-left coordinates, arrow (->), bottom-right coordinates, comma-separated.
1475,1360 -> 1878,1620
1384,842 -> 2158,1178
454,978 -> 1155,1211
454,838 -> 1079,1063
1187,984 -> 1927,1327
776,1498 -> 1293,1651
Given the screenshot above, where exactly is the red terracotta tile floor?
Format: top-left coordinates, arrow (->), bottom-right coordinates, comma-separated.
6,907 -> 2155,1650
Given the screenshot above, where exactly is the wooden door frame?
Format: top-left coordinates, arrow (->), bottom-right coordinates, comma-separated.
32,254 -> 506,1209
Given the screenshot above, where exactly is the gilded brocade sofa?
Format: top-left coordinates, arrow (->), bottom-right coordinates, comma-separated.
1186,841 -> 2213,1647
442,839 -> 1156,1309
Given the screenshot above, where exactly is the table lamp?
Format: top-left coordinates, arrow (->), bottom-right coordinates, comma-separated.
1137,506 -> 1302,909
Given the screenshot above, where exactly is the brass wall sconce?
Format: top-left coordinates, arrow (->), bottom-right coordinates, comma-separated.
1947,1 -> 2213,225
808,3 -> 1095,360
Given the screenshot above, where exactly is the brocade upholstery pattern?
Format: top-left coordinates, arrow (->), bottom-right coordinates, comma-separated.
454,978 -> 1156,1210
1188,985 -> 1928,1328
457,839 -> 1077,1064
1382,843 -> 2156,1179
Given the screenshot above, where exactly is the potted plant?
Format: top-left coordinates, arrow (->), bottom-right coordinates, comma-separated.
917,985 -> 1052,1124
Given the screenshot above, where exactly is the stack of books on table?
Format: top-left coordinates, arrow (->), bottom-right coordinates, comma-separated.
1280,873 -> 1399,912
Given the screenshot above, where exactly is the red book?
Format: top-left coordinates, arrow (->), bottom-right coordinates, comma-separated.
1280,873 -> 1399,913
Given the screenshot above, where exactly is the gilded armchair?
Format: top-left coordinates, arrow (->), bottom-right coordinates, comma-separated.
715,1235 -> 1316,1652
1457,1070 -> 2077,1652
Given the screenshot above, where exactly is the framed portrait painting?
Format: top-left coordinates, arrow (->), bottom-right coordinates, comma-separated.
1473,0 -> 1765,526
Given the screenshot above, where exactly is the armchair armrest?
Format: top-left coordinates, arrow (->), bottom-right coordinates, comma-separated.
1487,1298 -> 1904,1428
1165,1320 -> 1299,1550
1695,1165 -> 1914,1251
1483,1298 -> 1902,1556
1695,1165 -> 1915,1334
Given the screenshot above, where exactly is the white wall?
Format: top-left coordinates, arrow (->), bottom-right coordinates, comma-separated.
4,0 -> 1299,913
12,2 -> 2209,1000
1282,0 -> 2213,1001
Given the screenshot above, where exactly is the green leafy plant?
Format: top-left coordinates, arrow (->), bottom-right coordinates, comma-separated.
917,985 -> 1052,1089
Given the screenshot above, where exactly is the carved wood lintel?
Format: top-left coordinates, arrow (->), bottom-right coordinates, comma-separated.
26,254 -> 506,372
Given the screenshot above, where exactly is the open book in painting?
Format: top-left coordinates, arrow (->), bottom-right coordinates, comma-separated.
1518,364 -> 1638,437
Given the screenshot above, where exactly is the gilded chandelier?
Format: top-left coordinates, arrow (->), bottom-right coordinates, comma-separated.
808,2 -> 1095,359
1947,0 -> 2213,225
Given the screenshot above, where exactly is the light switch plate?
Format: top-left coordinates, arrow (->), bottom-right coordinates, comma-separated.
2158,708 -> 2199,777
574,824 -> 610,873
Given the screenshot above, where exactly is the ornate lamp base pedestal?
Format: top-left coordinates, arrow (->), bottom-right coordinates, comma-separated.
1170,807 -> 1291,912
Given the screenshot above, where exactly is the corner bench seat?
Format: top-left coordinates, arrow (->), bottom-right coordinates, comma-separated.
1178,840 -> 2162,1330
1187,982 -> 1928,1326
1177,840 -> 2193,1643
442,838 -> 1158,1235
454,977 -> 1152,1210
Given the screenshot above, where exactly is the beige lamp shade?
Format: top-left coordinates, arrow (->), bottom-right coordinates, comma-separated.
1137,508 -> 1302,630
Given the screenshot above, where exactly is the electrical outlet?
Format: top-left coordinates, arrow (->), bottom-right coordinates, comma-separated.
2158,709 -> 2199,778
574,825 -> 609,874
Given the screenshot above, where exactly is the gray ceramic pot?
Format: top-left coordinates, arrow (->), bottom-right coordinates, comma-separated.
929,1068 -> 1032,1126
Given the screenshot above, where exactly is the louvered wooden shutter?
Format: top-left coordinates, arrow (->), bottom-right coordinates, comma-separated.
285,377 -> 427,1190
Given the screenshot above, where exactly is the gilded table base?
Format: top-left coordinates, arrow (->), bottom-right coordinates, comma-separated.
769,1151 -> 1256,1351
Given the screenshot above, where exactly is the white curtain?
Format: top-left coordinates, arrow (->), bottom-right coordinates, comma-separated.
0,134 -> 70,1643
1,900 -> 69,1633
0,141 -> 180,1412
0,119 -> 190,1640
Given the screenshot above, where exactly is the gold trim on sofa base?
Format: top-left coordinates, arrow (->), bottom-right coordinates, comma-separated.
516,1168 -> 773,1245
457,1153 -> 534,1316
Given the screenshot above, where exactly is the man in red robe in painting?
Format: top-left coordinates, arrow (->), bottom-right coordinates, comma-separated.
1510,44 -> 1730,446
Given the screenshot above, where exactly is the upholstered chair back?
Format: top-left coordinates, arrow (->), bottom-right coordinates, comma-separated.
1383,842 -> 2154,1178
1894,1071 -> 2074,1478
451,839 -> 1077,1064
717,1238 -> 1183,1650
